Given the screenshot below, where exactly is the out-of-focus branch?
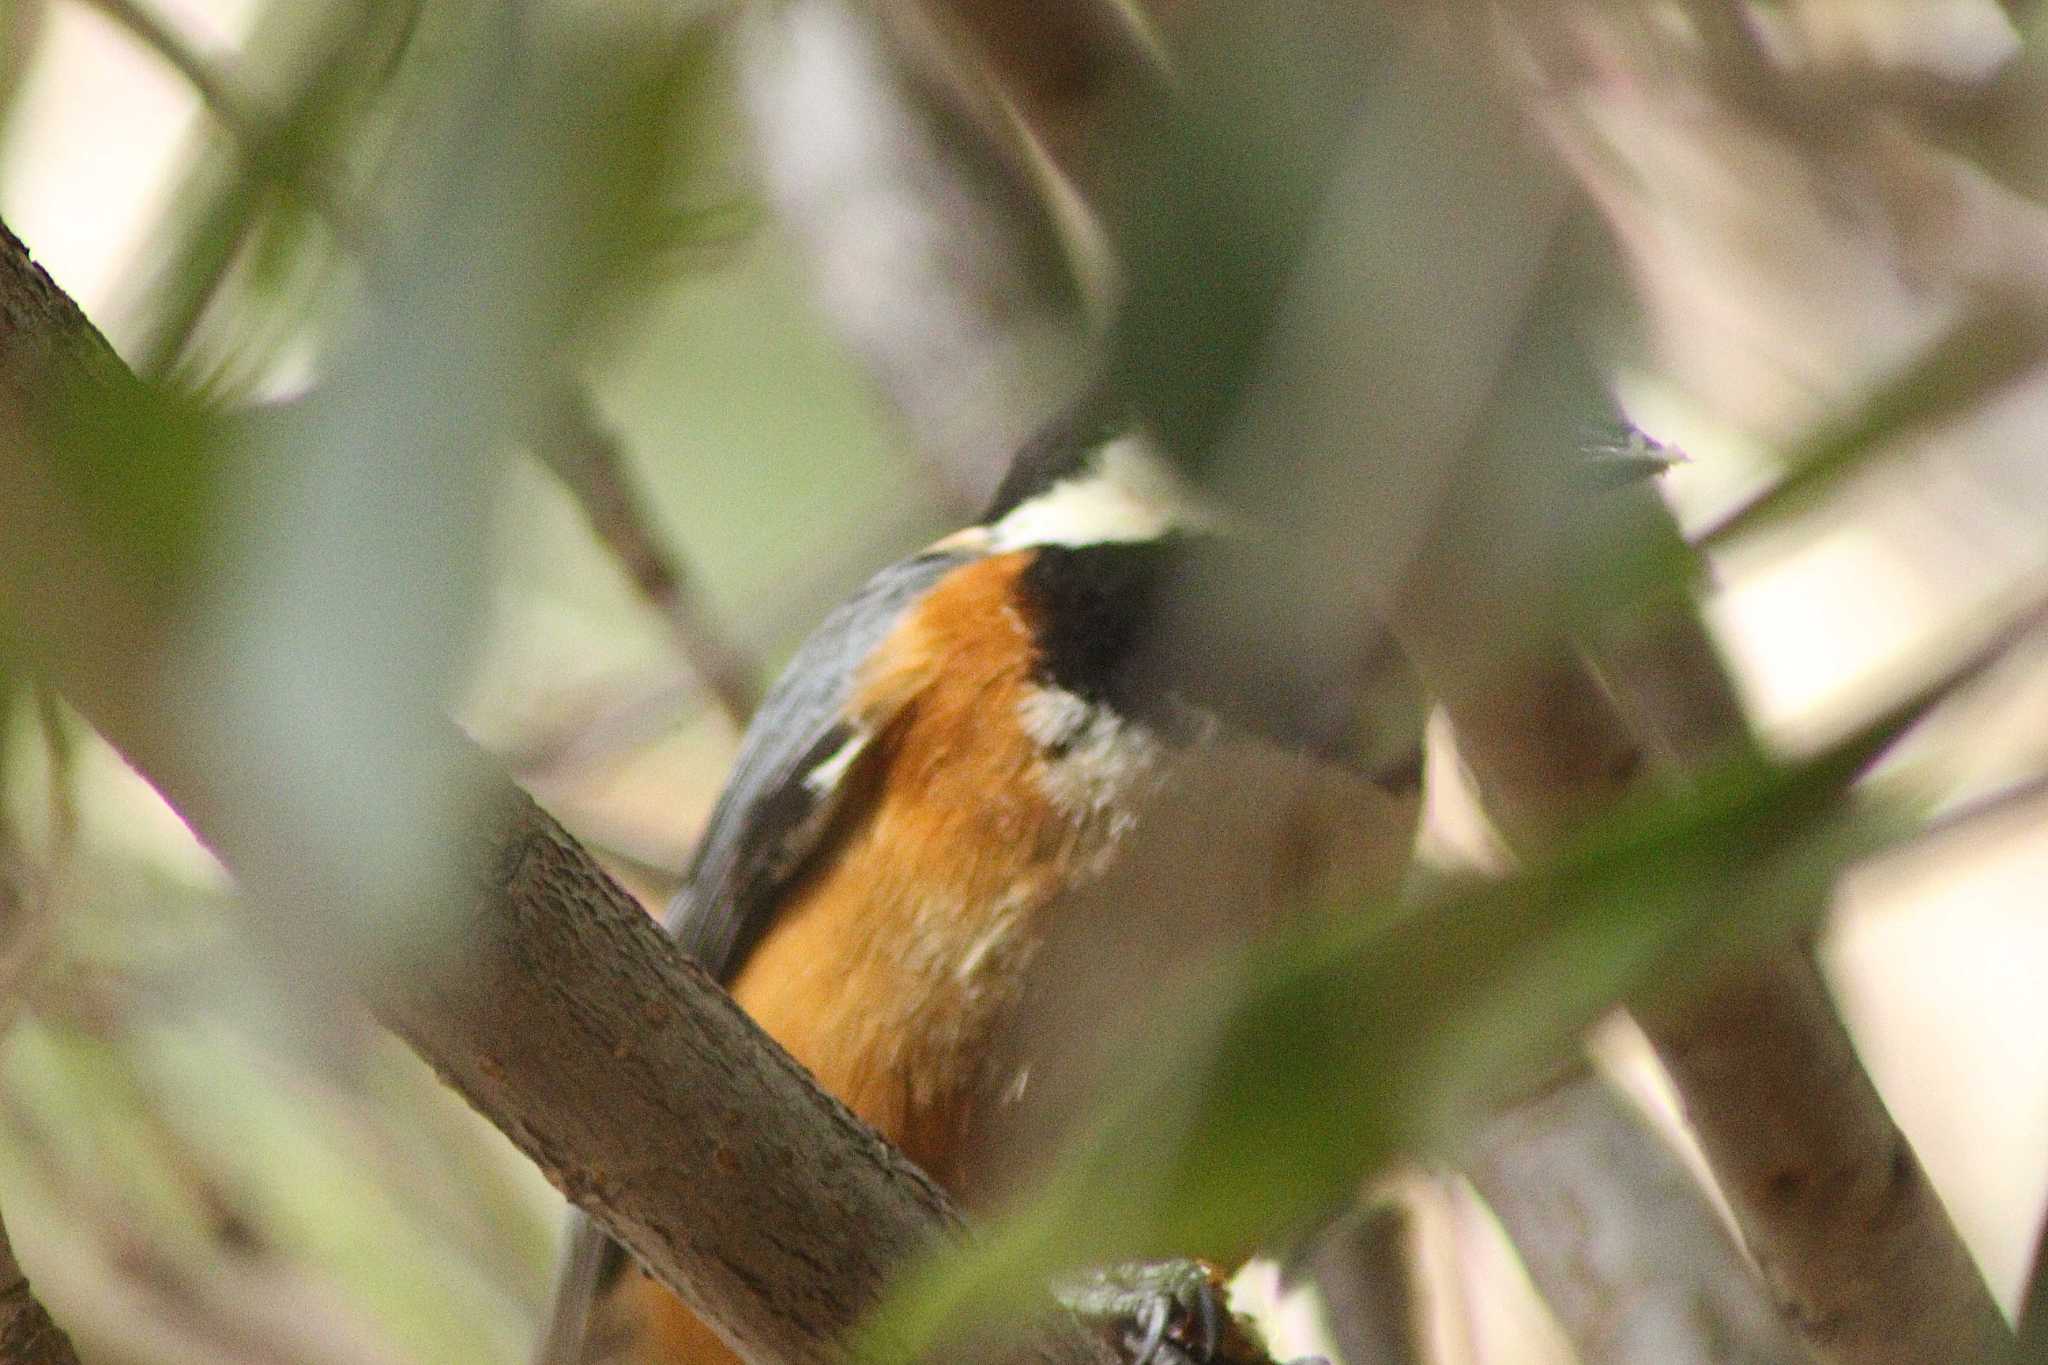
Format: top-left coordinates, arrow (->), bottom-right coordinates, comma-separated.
1596,510 -> 2013,1365
1637,951 -> 2008,1365
1530,47 -> 2048,1352
0,1207 -> 80,1365
1377,146 -> 2011,1355
876,0 -> 1166,207
0,216 -> 1116,1365
1466,1070 -> 1812,1365
1294,1201 -> 1430,1365
1393,428 -> 2012,1363
534,384 -> 761,724
739,0 -> 1095,510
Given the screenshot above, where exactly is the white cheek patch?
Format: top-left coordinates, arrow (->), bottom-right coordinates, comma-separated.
1018,685 -> 1168,829
990,434 -> 1220,551
1016,686 -> 1093,750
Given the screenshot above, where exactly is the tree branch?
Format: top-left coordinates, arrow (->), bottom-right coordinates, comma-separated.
534,383 -> 762,725
1394,409 -> 2012,1365
1292,1200 -> 1430,1365
1635,952 -> 2008,1364
1364,167 -> 2017,1354
0,215 -> 1112,1365
0,1207 -> 80,1365
1466,1069 -> 1812,1365
739,0 -> 1095,510
381,788 -> 983,1365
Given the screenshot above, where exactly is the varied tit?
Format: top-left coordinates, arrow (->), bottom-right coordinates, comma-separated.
534,396 -> 1429,1365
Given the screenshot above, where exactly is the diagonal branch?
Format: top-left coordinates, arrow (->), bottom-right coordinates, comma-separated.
1466,1068 -> 1812,1365
0,215 -> 1112,1365
1395,446 -> 2012,1364
0,1206 -> 80,1365
533,384 -> 762,725
1380,205 -> 2012,1361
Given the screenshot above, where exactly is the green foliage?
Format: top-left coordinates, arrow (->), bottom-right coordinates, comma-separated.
32,377 -> 223,587
1702,306 -> 2048,547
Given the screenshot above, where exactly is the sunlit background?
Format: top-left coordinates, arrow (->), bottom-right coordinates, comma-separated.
1,1 -> 2045,1362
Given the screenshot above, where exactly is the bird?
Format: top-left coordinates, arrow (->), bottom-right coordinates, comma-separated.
532,393 -> 1429,1365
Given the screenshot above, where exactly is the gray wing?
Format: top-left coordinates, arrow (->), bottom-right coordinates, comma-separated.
662,545 -> 970,980
531,545 -> 969,1365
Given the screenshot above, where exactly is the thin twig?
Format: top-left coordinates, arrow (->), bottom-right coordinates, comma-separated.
534,385 -> 762,726
87,4 -> 762,729
76,0 -> 369,251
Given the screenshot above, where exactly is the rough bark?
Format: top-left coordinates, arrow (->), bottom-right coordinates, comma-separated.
0,215 -> 1114,1365
1467,1071 -> 1812,1365
383,789 -> 986,1365
0,1199 -> 79,1365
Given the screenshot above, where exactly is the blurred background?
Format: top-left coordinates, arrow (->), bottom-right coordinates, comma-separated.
0,1 -> 2045,1362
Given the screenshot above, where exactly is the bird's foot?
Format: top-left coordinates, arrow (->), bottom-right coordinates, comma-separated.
1054,1258 -> 1325,1365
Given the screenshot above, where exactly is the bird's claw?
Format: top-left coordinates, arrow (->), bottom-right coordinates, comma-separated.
1054,1258 -> 1230,1364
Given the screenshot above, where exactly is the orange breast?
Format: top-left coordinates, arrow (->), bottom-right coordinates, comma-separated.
592,550 -> 1420,1363
726,550 -> 1115,1194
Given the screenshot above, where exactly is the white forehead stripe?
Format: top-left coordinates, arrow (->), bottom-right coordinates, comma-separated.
988,434 -> 1217,551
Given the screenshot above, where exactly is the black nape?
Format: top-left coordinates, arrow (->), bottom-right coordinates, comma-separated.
1018,535 -> 1397,771
1014,539 -> 1179,712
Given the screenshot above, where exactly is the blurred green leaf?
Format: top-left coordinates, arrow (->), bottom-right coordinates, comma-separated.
1105,2 -> 1396,472
103,0 -> 420,383
32,371 -> 225,587
184,5 -> 733,962
1702,304 -> 2048,547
